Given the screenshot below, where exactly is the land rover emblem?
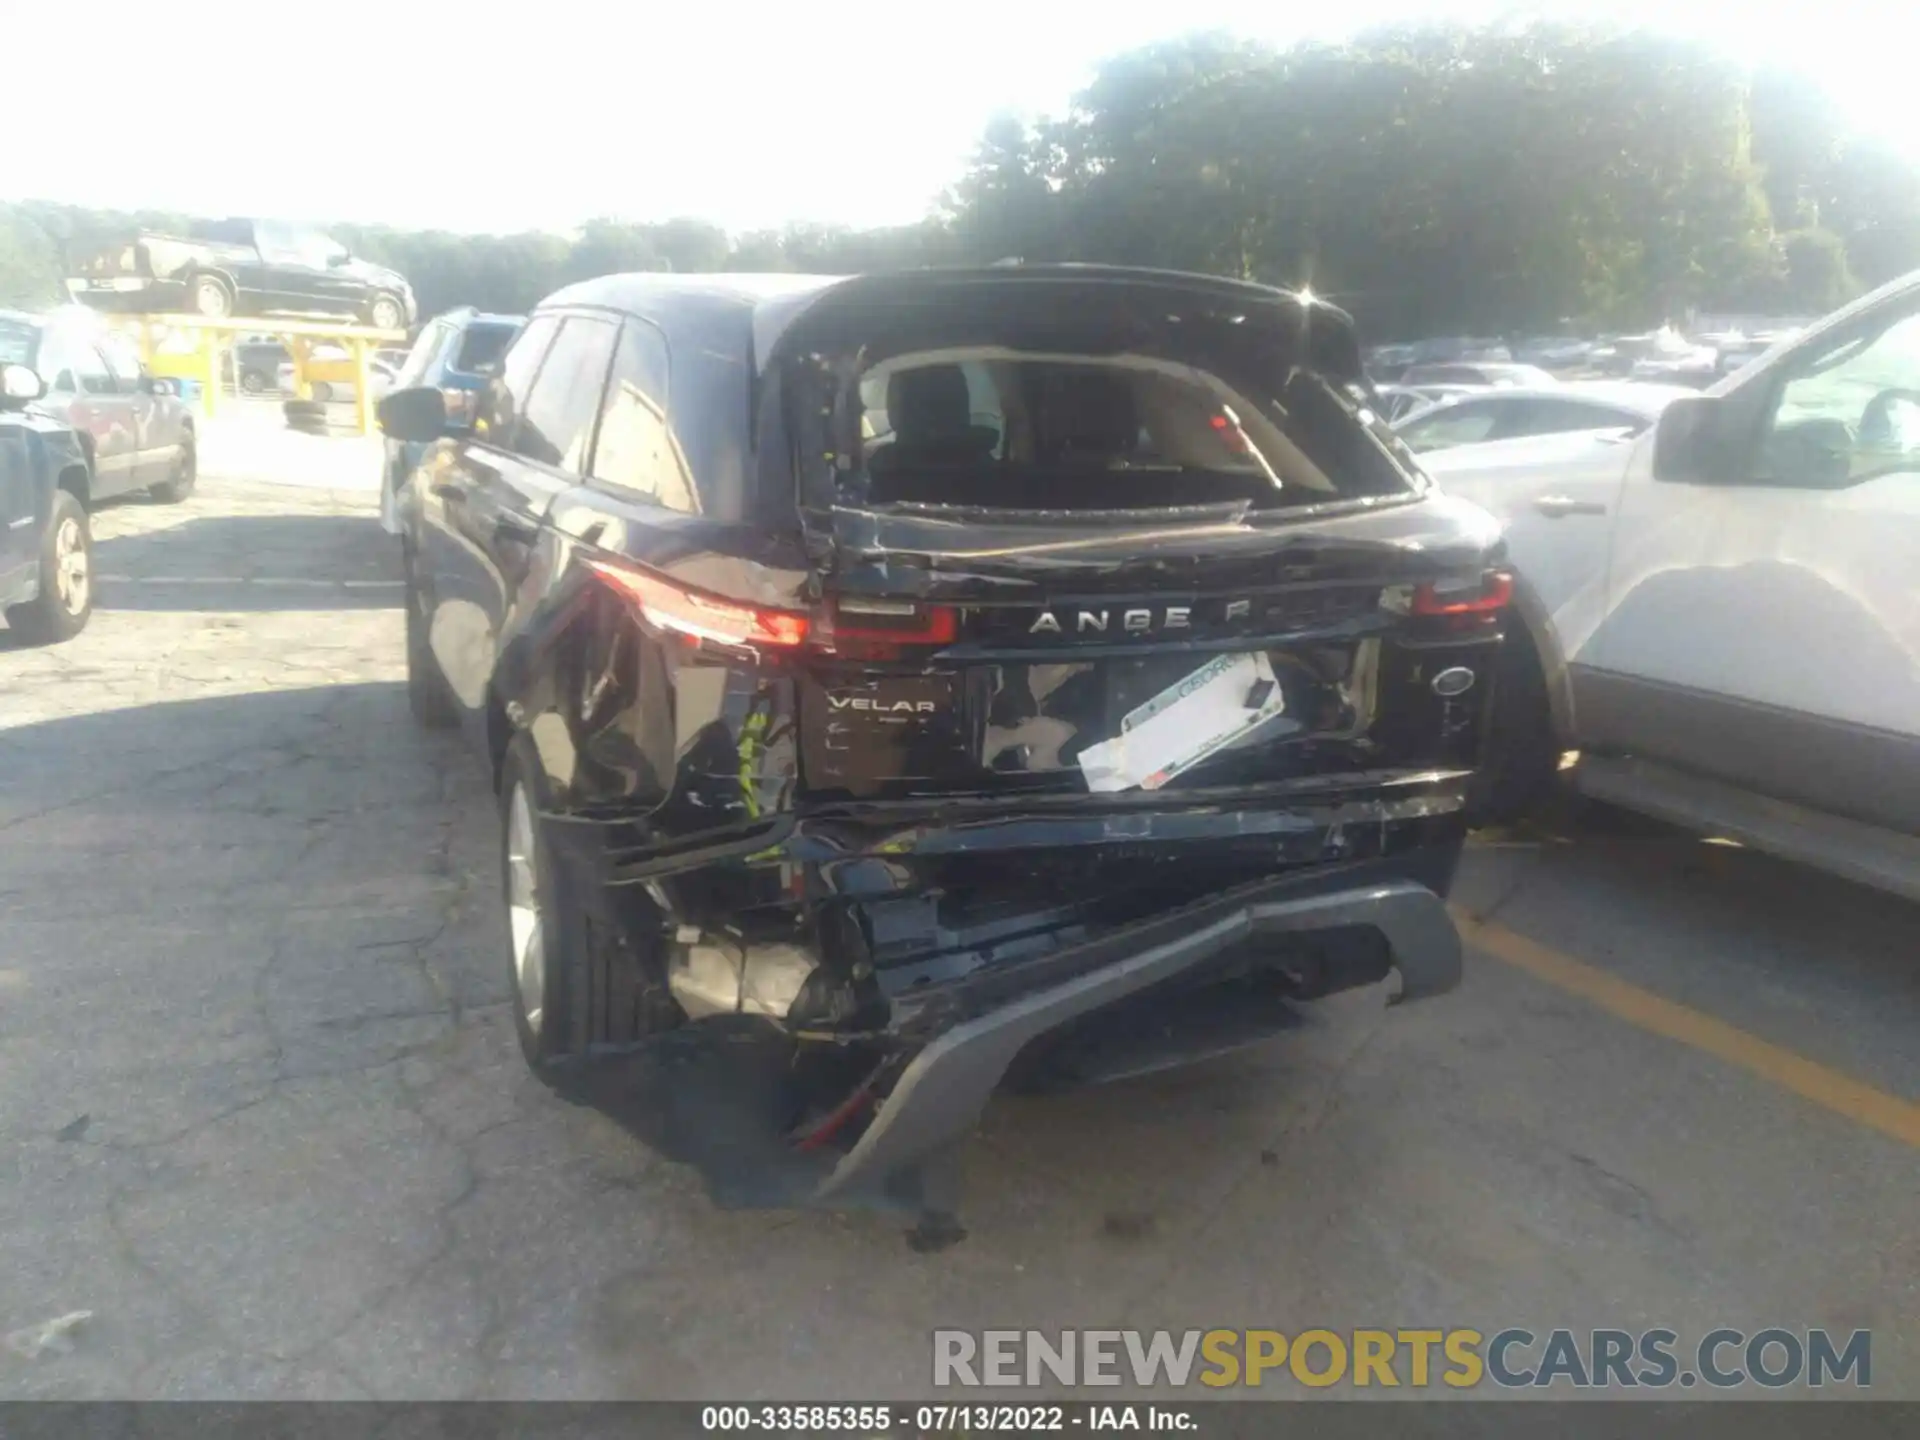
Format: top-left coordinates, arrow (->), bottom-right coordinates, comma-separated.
1431,666 -> 1477,698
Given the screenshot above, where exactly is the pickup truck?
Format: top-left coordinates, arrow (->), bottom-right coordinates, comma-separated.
65,218 -> 416,332
0,362 -> 94,645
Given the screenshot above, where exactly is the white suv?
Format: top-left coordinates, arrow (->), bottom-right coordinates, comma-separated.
1421,271 -> 1920,901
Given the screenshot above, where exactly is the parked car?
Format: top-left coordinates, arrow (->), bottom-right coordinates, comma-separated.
0,308 -> 197,506
275,349 -> 399,403
1512,335 -> 1598,370
1416,269 -> 1920,901
1399,361 -> 1559,388
65,218 -> 416,331
375,266 -> 1509,1228
378,307 -> 522,535
235,338 -> 292,394
1371,382 -> 1484,423
0,364 -> 94,644
1393,382 -> 1695,453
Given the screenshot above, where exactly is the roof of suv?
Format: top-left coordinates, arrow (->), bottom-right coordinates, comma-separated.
541,266 -> 1350,378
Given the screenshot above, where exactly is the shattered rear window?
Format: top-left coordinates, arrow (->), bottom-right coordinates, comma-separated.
799,302 -> 1417,515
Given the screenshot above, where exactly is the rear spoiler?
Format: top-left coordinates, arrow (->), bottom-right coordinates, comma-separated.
754,267 -> 1362,382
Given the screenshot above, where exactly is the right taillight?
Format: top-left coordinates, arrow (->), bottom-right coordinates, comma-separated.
1411,570 -> 1513,616
441,388 -> 476,424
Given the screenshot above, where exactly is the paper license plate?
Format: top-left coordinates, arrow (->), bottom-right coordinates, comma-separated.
1078,652 -> 1285,794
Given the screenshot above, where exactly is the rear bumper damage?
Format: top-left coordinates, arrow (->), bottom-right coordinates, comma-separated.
813,862 -> 1459,1206
551,780 -> 1466,1219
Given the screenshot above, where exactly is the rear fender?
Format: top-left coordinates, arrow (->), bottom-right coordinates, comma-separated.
487,554 -> 803,827
1506,568 -> 1575,746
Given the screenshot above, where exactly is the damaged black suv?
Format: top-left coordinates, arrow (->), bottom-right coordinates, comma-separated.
377,265 -> 1509,1236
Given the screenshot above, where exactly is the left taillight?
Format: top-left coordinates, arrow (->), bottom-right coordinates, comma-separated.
587,560 -> 809,650
441,388 -> 475,424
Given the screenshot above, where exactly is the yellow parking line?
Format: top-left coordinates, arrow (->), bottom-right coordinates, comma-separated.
1454,911 -> 1920,1151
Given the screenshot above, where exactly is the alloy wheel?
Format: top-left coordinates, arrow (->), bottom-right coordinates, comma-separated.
53,517 -> 89,616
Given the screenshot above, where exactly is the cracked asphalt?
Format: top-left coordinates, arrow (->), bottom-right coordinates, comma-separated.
1,461 -> 1916,1400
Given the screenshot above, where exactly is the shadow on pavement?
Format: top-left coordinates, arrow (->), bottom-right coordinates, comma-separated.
0,680 -> 433,816
89,512 -> 402,613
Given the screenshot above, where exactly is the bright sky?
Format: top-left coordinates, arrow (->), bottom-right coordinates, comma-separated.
7,0 -> 1913,236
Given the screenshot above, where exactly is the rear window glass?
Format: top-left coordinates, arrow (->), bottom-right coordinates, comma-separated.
0,321 -> 36,367
452,324 -> 516,375
828,345 -> 1413,514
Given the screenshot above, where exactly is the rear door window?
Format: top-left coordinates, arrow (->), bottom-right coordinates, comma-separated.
476,314 -> 558,448
589,319 -> 697,511
512,315 -> 619,473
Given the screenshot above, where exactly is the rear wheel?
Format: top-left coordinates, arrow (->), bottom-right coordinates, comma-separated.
498,730 -> 660,1079
149,435 -> 196,503
311,380 -> 334,403
403,559 -> 459,730
368,294 -> 406,332
4,490 -> 93,646
240,367 -> 269,395
190,274 -> 232,319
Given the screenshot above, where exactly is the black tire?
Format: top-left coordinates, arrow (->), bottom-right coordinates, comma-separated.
149,435 -> 197,503
498,730 -> 658,1079
368,294 -> 406,332
4,490 -> 93,646
311,380 -> 334,403
1472,626 -> 1561,825
190,273 -> 232,319
240,367 -> 269,395
403,563 -> 459,730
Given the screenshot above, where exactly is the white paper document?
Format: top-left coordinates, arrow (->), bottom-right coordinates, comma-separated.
1077,652 -> 1286,794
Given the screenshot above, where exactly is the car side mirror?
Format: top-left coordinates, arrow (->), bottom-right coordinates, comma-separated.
377,385 -> 449,443
1,363 -> 45,407
141,374 -> 174,396
327,252 -> 350,268
1651,394 -> 1741,484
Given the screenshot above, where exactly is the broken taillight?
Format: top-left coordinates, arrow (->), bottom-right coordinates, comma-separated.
1411,570 -> 1514,615
1381,570 -> 1514,617
586,560 -> 967,657
587,560 -> 809,649
811,598 -> 959,659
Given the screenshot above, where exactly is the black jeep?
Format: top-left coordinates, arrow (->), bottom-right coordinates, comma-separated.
377,265 -> 1508,1237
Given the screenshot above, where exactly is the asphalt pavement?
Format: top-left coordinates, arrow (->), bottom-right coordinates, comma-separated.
1,455 -> 1914,1400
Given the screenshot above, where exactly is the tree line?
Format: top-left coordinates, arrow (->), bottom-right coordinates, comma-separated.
3,23 -> 1917,342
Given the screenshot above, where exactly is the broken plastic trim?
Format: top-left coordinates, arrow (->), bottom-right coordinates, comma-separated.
812,870 -> 1461,1204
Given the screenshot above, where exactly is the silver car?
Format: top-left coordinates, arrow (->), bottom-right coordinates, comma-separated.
1391,382 -> 1696,454
0,307 -> 197,505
